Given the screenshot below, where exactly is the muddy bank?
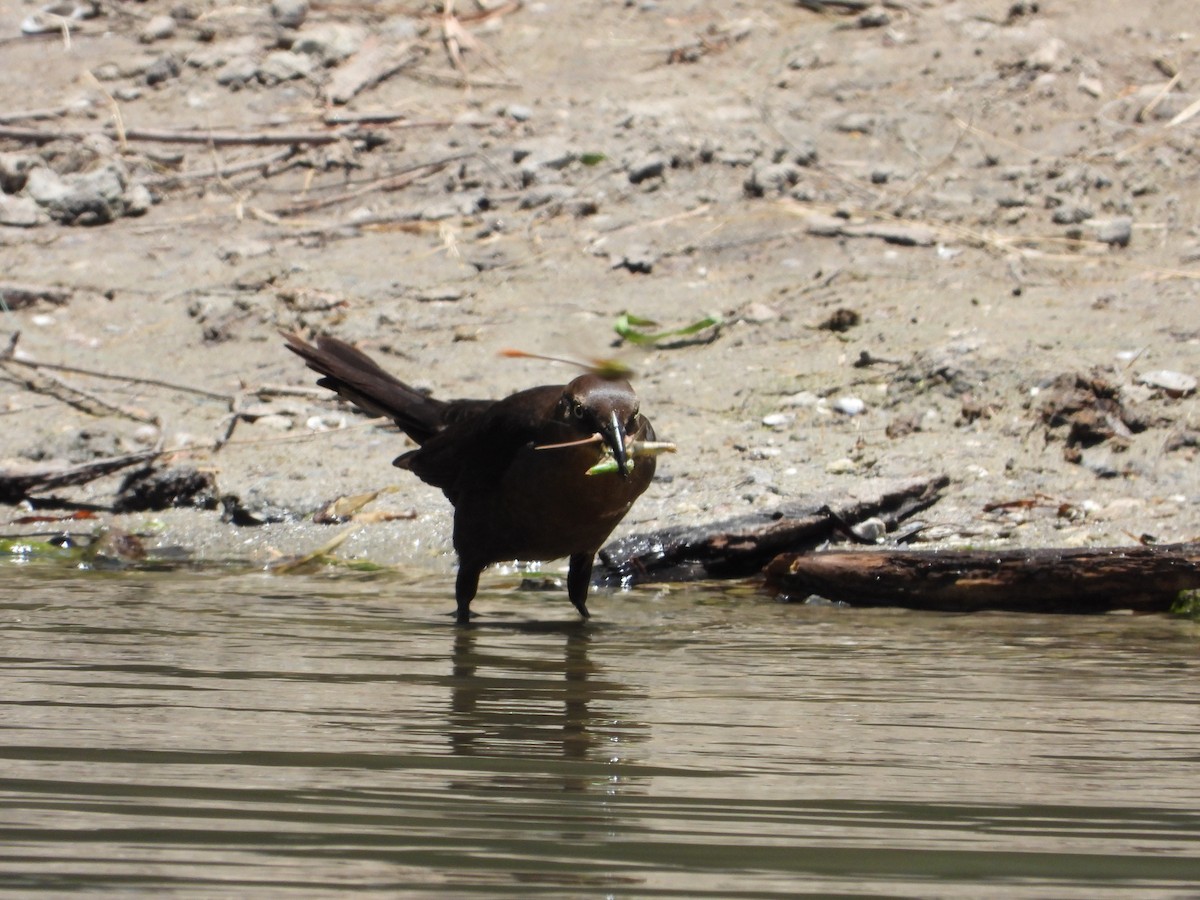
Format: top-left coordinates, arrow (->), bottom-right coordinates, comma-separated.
1,0 -> 1197,580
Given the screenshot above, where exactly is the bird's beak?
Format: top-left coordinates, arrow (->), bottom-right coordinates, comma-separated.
601,410 -> 631,478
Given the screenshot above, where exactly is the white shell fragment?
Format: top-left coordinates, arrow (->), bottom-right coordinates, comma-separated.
1136,370 -> 1196,397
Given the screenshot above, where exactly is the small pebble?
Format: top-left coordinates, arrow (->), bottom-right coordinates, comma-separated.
825,458 -> 857,474
792,139 -> 819,167
139,14 -> 176,43
836,112 -> 876,134
1052,203 -> 1092,225
857,6 -> 890,28
627,154 -> 668,185
832,396 -> 865,416
850,517 -> 887,543
306,414 -> 346,432
1094,216 -> 1132,247
1026,37 -> 1065,71
739,301 -> 779,324
0,194 -> 43,227
216,56 -> 260,88
257,49 -> 315,85
144,55 -> 181,86
133,424 -> 161,446
762,413 -> 793,428
744,162 -> 798,197
271,0 -> 309,28
292,23 -> 363,65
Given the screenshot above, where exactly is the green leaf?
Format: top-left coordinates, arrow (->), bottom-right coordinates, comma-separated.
614,312 -> 722,345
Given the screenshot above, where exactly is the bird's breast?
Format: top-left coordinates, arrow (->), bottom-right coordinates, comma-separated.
458,439 -> 655,563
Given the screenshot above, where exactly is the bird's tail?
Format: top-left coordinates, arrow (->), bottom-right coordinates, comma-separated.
282,332 -> 446,445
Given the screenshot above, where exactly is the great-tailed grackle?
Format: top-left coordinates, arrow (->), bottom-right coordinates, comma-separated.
283,332 -> 659,622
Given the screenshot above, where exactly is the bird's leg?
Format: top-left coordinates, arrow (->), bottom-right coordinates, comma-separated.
455,561 -> 483,624
566,552 -> 594,619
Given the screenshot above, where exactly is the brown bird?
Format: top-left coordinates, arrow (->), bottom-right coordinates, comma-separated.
283,332 -> 659,623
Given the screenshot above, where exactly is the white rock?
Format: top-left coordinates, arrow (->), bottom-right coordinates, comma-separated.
133,424 -> 161,446
850,517 -> 886,543
258,49 -> 315,84
1026,37 -> 1066,71
739,301 -> 779,324
306,414 -> 346,432
1094,216 -> 1132,247
832,396 -> 865,416
139,14 -> 177,43
1077,75 -> 1103,98
761,412 -> 792,428
0,194 -> 43,227
271,0 -> 309,28
293,23 -> 364,65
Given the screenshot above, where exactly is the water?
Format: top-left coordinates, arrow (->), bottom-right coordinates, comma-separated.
2,565 -> 1199,898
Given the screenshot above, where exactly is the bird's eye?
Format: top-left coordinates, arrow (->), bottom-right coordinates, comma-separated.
572,401 -> 585,419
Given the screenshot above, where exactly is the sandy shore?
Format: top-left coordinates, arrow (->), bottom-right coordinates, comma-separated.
2,0 -> 1197,577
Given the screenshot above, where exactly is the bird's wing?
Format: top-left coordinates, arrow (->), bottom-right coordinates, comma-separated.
396,386 -> 564,496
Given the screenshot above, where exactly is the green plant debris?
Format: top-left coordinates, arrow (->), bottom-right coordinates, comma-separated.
614,312 -> 722,346
1170,589 -> 1200,619
586,440 -> 677,476
0,537 -> 84,564
269,528 -> 358,575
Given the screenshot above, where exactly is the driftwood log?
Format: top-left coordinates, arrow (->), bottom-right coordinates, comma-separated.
765,544 -> 1200,614
0,451 -> 160,504
596,475 -> 948,586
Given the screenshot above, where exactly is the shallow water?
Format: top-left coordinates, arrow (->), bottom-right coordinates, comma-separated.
2,565 -> 1198,898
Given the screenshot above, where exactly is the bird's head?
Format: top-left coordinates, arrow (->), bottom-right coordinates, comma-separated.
557,374 -> 641,478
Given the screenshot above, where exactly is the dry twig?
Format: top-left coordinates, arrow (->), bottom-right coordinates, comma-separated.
0,335 -> 233,404
271,152 -> 472,217
0,283 -> 73,310
0,451 -> 162,504
141,147 -> 298,189
0,359 -> 160,424
0,124 -> 370,147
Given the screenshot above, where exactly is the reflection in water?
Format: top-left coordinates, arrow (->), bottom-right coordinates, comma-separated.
0,567 -> 1198,897
449,624 -> 644,795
